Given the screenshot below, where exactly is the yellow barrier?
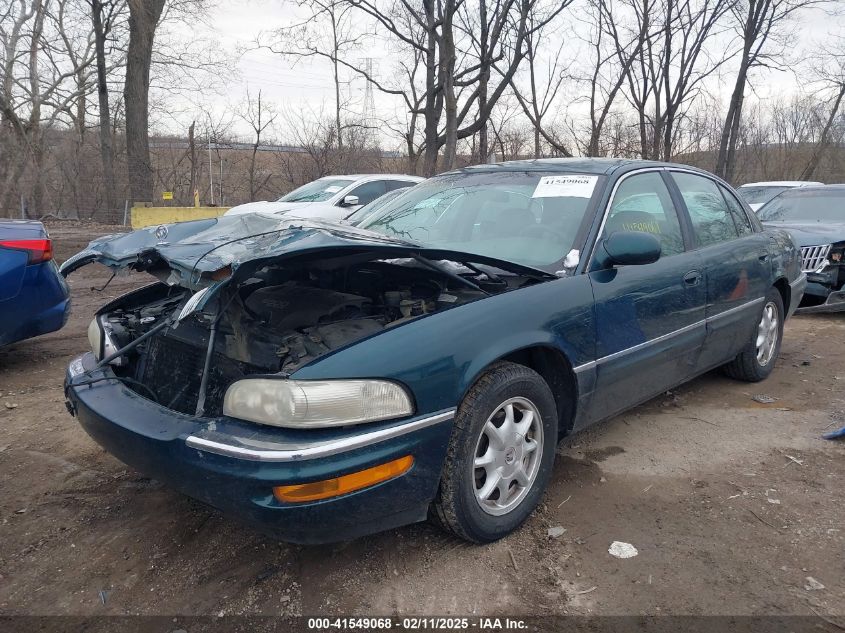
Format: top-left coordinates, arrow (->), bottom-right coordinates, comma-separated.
130,206 -> 230,229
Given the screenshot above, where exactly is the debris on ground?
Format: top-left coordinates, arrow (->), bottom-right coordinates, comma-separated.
547,526 -> 566,538
608,541 -> 638,559
4,403 -> 18,410
783,455 -> 804,467
822,426 -> 845,440
804,577 -> 825,591
752,394 -> 777,404
572,586 -> 598,595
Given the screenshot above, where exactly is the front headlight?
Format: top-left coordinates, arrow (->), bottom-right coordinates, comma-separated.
87,317 -> 103,360
222,378 -> 414,428
87,315 -> 125,365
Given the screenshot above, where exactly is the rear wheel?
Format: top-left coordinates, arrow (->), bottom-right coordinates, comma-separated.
722,288 -> 784,382
431,362 -> 558,542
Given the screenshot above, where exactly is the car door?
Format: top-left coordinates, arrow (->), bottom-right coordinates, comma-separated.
668,171 -> 771,370
587,170 -> 706,423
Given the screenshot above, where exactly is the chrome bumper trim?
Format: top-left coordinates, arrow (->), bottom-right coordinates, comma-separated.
185,409 -> 456,462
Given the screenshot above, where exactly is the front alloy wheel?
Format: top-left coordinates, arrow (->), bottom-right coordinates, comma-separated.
431,362 -> 558,543
473,397 -> 544,516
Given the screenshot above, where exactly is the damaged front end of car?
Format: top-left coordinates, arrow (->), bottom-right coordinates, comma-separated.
797,241 -> 845,314
64,214 -> 552,423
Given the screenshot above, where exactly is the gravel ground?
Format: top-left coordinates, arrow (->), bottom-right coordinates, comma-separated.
0,221 -> 842,620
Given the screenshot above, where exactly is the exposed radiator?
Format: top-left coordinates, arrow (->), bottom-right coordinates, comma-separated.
801,244 -> 831,273
139,335 -> 258,416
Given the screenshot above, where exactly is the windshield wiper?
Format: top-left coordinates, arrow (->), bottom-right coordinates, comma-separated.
410,254 -> 490,296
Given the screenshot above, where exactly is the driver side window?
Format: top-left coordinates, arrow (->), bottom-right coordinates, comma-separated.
603,172 -> 685,256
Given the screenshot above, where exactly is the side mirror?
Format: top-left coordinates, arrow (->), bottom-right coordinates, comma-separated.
601,231 -> 662,267
340,195 -> 359,207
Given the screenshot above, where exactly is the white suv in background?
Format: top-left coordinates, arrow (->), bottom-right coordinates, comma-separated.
224,174 -> 424,221
737,181 -> 823,212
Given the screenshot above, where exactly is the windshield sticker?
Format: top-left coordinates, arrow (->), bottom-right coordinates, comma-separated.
532,175 -> 598,199
324,186 -> 343,193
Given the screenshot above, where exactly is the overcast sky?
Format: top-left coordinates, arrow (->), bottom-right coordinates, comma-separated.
181,0 -> 843,146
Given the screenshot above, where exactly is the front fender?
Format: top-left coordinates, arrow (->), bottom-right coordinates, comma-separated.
291,276 -> 596,415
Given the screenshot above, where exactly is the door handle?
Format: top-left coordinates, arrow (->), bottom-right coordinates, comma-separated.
758,252 -> 770,262
683,270 -> 702,286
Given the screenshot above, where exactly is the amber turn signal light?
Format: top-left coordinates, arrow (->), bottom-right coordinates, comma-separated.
273,455 -> 414,503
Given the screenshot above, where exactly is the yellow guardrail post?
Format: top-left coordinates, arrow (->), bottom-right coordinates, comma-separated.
130,206 -> 230,229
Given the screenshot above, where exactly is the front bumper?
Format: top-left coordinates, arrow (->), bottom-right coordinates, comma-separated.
64,353 -> 454,543
796,269 -> 845,314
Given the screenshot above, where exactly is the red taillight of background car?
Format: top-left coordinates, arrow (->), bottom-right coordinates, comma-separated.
0,239 -> 53,264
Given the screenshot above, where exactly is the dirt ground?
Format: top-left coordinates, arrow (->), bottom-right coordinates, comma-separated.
0,221 -> 843,619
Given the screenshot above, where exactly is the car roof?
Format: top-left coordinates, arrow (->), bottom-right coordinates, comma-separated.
774,184 -> 845,195
739,181 -> 823,187
317,174 -> 424,181
446,157 -> 712,177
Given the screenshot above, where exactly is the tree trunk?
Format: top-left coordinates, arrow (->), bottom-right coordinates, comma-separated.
92,0 -> 118,219
440,5 -> 458,171
716,58 -> 749,180
421,0 -> 441,177
124,0 -> 166,205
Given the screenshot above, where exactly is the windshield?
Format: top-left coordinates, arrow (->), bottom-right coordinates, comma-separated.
345,188 -> 410,225
738,186 -> 792,206
278,178 -> 354,203
358,171 -> 602,269
759,189 -> 845,223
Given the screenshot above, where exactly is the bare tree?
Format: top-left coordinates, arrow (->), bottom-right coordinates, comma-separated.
715,0 -> 826,182
1,0 -> 95,215
577,0 -> 652,156
89,0 -> 125,216
799,36 -> 845,179
241,89 -> 278,201
508,8 -> 572,157
262,0 -> 364,150
616,0 -> 734,161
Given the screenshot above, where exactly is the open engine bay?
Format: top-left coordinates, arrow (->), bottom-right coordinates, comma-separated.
93,253 -> 540,417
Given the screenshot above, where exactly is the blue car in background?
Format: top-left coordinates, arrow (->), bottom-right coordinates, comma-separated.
61,159 -> 805,544
0,220 -> 70,346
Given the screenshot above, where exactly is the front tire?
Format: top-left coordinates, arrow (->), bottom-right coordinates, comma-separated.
431,362 -> 558,542
722,288 -> 784,382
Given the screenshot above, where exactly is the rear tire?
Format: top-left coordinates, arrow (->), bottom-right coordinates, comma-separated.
431,362 -> 558,543
722,288 -> 784,382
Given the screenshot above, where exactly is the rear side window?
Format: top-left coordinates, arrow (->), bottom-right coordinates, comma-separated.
603,172 -> 685,256
387,180 -> 418,191
672,172 -> 740,247
347,181 -> 388,206
719,184 -> 753,235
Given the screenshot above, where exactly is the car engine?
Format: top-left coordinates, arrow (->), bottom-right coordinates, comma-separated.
98,257 -> 519,416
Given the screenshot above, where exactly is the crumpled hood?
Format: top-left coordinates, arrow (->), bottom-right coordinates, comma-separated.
60,213 -> 551,289
763,222 -> 845,247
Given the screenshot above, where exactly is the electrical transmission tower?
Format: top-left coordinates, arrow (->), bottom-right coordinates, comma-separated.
363,57 -> 376,145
